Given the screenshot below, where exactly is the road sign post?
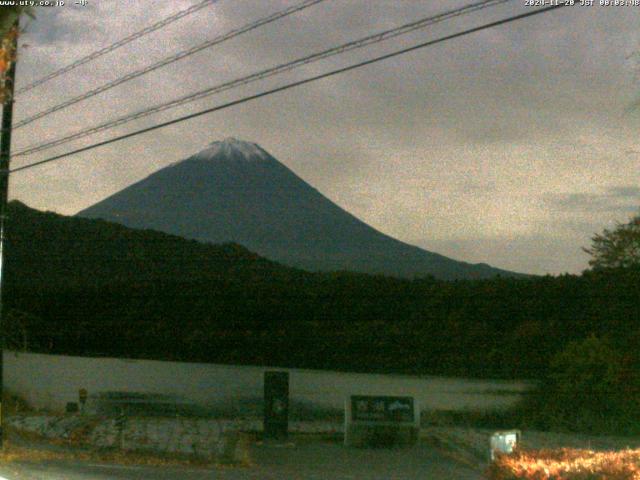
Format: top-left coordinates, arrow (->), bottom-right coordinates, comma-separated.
344,395 -> 419,448
79,388 -> 88,414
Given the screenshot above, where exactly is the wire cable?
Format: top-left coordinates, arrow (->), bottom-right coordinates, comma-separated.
16,0 -> 219,95
13,0 -> 512,158
11,3 -> 570,174
13,0 -> 327,129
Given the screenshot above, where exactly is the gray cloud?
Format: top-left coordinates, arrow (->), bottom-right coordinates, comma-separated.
609,186 -> 640,198
22,4 -> 100,45
8,1 -> 640,275
545,187 -> 640,214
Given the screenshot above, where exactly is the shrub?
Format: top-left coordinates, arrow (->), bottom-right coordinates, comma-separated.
519,335 -> 640,435
3,390 -> 32,415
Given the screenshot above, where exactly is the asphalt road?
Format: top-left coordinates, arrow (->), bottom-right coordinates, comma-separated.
0,441 -> 483,479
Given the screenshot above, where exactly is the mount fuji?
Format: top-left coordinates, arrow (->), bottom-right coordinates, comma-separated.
78,138 -> 519,280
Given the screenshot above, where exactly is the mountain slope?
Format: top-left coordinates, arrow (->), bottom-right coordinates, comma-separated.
78,138 -> 520,280
6,200 -> 290,289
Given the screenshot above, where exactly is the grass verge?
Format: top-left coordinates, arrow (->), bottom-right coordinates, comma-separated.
487,447 -> 640,479
4,426 -> 254,468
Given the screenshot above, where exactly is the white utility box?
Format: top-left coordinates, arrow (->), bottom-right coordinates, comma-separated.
490,430 -> 521,461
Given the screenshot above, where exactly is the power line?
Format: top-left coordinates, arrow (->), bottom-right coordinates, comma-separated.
16,0 -> 219,95
12,0 -> 327,129
11,3 -> 570,174
13,0 -> 513,158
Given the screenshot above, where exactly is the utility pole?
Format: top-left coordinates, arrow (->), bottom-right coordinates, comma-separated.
0,20 -> 19,449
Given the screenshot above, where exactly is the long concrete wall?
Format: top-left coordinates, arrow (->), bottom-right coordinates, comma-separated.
3,351 -> 531,413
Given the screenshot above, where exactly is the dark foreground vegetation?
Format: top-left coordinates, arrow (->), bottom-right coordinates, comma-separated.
4,201 -> 640,434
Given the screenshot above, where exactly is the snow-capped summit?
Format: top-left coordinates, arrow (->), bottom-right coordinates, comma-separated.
197,137 -> 270,161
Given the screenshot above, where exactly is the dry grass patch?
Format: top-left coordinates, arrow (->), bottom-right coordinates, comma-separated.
0,441 -> 214,467
487,447 -> 640,479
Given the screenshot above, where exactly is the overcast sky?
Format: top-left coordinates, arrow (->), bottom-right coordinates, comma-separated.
8,0 -> 640,275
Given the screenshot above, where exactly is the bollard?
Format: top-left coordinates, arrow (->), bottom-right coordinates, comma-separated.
115,407 -> 128,450
78,388 -> 87,415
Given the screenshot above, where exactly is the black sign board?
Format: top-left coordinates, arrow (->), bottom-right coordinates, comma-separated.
350,396 -> 414,423
264,371 -> 289,439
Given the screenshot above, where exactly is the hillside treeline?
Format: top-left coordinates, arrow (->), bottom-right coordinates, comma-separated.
4,201 -> 639,380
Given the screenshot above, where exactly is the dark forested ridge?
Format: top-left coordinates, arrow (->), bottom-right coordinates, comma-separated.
5,201 -> 639,380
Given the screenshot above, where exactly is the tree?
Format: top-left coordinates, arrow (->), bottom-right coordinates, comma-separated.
583,211 -> 640,270
525,335 -> 640,434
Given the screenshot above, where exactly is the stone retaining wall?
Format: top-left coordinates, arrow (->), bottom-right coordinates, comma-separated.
7,414 -> 343,459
